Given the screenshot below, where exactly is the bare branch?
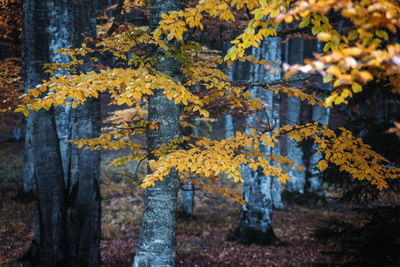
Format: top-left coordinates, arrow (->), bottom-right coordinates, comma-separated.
231,73 -> 315,87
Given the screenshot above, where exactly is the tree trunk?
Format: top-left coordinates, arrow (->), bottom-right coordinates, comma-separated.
306,41 -> 330,196
236,41 -> 279,245
133,89 -> 181,267
66,99 -> 101,266
22,115 -> 35,194
23,1 -> 66,265
265,37 -> 284,210
179,121 -> 199,218
47,0 -> 73,186
285,38 -> 306,194
224,56 -> 235,138
133,0 -> 181,264
24,0 -> 101,265
65,2 -> 101,265
180,182 -> 194,217
21,0 -> 46,196
31,108 -> 67,266
307,103 -> 330,195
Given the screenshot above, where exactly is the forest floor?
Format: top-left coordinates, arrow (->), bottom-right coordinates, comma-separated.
1,141 -> 399,266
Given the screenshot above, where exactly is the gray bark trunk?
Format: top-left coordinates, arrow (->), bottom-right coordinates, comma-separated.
285,38 -> 306,193
180,183 -> 194,217
65,2 -> 102,265
133,89 -> 181,267
306,41 -> 331,196
307,104 -> 329,195
179,122 -> 199,217
66,99 -> 101,266
224,114 -> 234,138
265,38 -> 283,210
237,40 -> 280,244
23,1 -> 66,265
23,115 -> 35,194
24,1 -> 101,265
31,108 -> 67,266
133,0 -> 181,264
47,0 -> 73,186
21,0 -> 45,195
224,61 -> 235,138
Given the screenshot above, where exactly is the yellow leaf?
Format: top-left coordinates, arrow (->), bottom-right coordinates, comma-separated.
347,30 -> 358,41
352,82 -> 362,93
299,16 -> 310,28
375,30 -> 388,41
284,15 -> 293,23
317,32 -> 331,42
359,71 -> 373,83
317,160 -> 328,171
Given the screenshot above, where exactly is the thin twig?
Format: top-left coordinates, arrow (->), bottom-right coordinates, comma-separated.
231,73 -> 315,87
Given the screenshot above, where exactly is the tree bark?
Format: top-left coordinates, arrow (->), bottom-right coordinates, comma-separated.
180,182 -> 194,217
236,40 -> 279,245
22,0 -> 48,196
224,55 -> 235,138
22,115 -> 35,194
66,99 -> 101,266
179,122 -> 198,218
23,1 -> 66,265
65,2 -> 102,266
133,88 -> 181,267
24,0 -> 101,265
285,38 -> 307,194
306,41 -> 331,196
133,0 -> 181,264
32,108 -> 67,266
266,38 -> 284,210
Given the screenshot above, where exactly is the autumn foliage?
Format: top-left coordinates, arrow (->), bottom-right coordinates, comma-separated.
0,0 -> 22,114
16,0 -> 400,201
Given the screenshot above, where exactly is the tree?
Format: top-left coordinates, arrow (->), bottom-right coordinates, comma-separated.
22,0 -> 101,265
63,2 -> 101,265
132,0 -> 182,264
18,0 -> 400,264
179,120 -> 198,218
306,41 -> 331,196
236,36 -> 283,244
23,1 -> 66,264
284,38 -> 307,194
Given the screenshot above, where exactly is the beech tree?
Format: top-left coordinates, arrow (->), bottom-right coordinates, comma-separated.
132,0 -> 182,263
17,0 -> 400,265
179,120 -> 198,217
284,38 -> 307,194
236,36 -> 283,244
22,0 -> 101,265
23,1 -> 65,264
306,41 -> 331,196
